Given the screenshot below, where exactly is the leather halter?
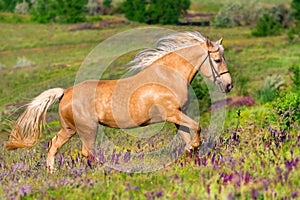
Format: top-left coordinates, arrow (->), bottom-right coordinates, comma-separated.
199,48 -> 229,83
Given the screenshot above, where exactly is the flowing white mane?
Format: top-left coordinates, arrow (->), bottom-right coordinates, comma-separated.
128,31 -> 206,71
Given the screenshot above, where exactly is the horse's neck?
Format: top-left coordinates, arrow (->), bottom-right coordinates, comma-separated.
153,46 -> 205,83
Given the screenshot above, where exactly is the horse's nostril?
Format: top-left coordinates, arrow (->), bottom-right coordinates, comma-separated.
226,83 -> 233,92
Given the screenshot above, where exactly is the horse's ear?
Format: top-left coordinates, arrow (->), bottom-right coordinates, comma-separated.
217,38 -> 223,45
205,36 -> 212,48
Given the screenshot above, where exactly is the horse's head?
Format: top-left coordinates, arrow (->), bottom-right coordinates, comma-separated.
199,37 -> 233,93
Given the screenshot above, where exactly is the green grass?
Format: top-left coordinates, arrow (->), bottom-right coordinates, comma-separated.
0,21 -> 300,199
190,0 -> 292,13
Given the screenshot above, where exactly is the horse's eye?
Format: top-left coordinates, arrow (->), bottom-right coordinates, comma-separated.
214,59 -> 221,63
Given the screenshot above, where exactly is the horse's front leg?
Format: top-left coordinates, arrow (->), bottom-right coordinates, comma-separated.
176,125 -> 193,151
168,110 -> 201,150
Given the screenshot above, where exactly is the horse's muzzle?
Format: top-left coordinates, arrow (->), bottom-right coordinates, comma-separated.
225,83 -> 233,93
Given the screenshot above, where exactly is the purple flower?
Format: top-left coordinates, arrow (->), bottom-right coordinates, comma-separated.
227,193 -> 234,200
156,190 -> 164,197
206,184 -> 210,196
292,191 -> 299,198
124,151 -> 131,163
87,159 -> 92,168
251,189 -> 259,199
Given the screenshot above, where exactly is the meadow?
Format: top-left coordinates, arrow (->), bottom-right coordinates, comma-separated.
0,7 -> 300,200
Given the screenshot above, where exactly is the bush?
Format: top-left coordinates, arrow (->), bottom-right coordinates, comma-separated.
268,4 -> 293,29
14,1 -> 29,14
123,0 -> 190,24
86,0 -> 101,16
289,65 -> 300,93
146,0 -> 190,24
212,1 -> 263,28
251,13 -> 281,37
0,0 -> 18,12
31,0 -> 87,24
288,0 -> 300,42
123,0 -> 147,23
273,93 -> 300,130
291,0 -> 300,21
191,74 -> 210,112
256,75 -> 284,104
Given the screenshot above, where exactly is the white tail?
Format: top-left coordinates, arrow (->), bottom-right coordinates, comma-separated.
6,88 -> 64,150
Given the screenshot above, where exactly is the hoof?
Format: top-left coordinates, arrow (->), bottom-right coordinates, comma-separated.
192,142 -> 200,148
47,166 -> 56,174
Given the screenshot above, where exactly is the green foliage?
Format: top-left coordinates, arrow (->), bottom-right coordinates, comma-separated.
0,0 -> 18,12
235,74 -> 250,96
288,0 -> 300,42
252,13 -> 281,37
273,93 -> 300,130
289,65 -> 300,92
146,0 -> 190,24
103,0 -> 112,8
123,0 -> 191,24
123,0 -> 147,23
191,74 -> 210,112
31,0 -> 87,24
256,75 -> 284,103
291,0 -> 300,21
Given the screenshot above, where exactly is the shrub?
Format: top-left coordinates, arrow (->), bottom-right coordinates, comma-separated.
31,0 -> 87,24
251,13 -> 281,37
256,75 -> 284,104
13,56 -> 35,69
123,0 -> 191,24
288,0 -> 300,42
268,4 -> 293,29
273,93 -> 300,130
86,0 -> 101,16
146,0 -> 190,24
0,0 -> 18,12
123,0 -> 147,23
291,0 -> 300,21
212,0 -> 263,28
14,0 -> 29,14
191,74 -> 210,112
289,65 -> 300,93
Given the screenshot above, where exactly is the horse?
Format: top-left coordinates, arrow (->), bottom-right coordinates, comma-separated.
6,31 -> 233,173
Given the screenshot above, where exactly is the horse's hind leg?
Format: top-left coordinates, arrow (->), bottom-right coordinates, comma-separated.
47,128 -> 75,173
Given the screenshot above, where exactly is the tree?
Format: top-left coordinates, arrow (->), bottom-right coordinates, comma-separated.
123,0 -> 190,24
288,0 -> 300,42
0,0 -> 18,12
123,0 -> 147,23
30,0 -> 57,23
103,0 -> 112,8
31,0 -> 87,23
147,0 -> 190,24
291,0 -> 300,21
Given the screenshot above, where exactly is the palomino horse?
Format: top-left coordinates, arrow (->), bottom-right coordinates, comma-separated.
6,31 -> 233,173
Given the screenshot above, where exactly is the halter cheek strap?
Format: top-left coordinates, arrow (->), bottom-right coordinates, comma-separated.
199,48 -> 229,83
